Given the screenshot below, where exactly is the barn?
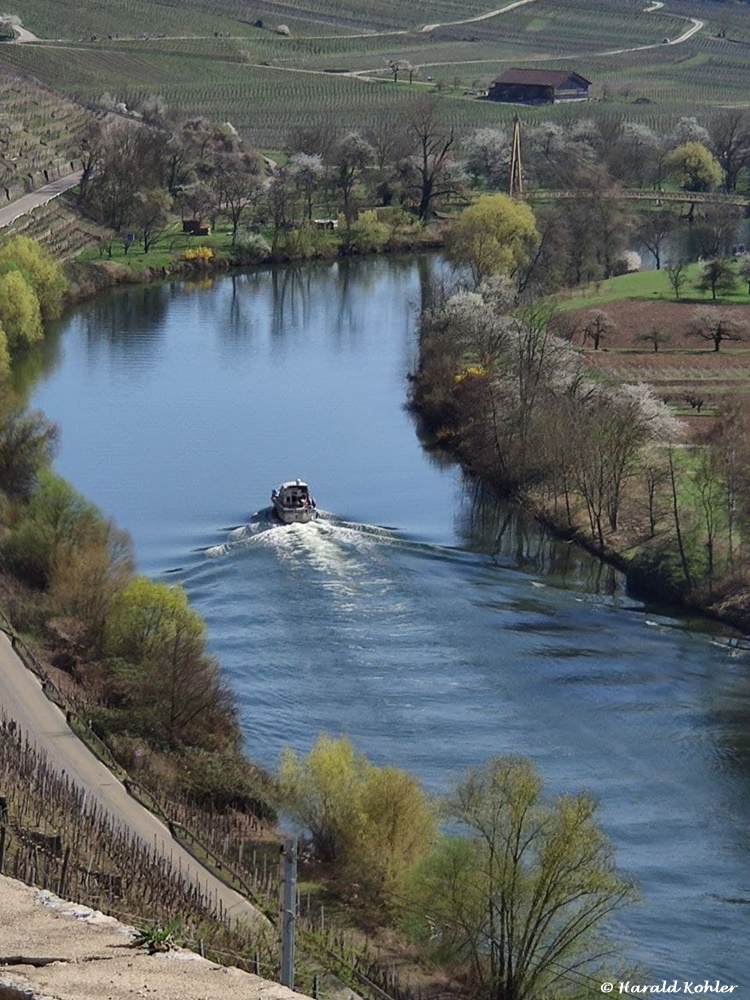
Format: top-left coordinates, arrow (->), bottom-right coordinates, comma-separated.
488,69 -> 591,104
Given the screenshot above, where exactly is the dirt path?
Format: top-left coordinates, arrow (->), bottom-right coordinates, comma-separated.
349,2 -> 704,75
421,0 -> 537,33
12,22 -> 39,42
0,631 -> 266,931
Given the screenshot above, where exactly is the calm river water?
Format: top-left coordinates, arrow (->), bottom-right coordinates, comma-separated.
21,257 -> 750,987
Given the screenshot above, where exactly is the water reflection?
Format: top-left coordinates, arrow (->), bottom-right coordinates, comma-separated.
456,479 -> 623,595
637,218 -> 750,270
82,285 -> 169,352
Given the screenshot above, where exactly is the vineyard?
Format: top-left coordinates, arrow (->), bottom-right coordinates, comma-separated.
0,0 -> 745,149
0,723 -> 455,999
0,67 -> 93,198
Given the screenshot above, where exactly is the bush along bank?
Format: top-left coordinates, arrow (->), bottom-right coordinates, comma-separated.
64,213 -> 446,307
409,278 -> 750,633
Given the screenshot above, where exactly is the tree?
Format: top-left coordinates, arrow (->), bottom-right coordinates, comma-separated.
737,252 -> 750,293
463,127 -> 509,189
288,152 -> 325,223
609,122 -> 661,187
329,131 -> 372,226
217,150 -> 264,244
708,108 -> 750,192
582,309 -> 614,350
0,235 -> 67,321
347,210 -> 389,253
49,521 -> 133,652
694,257 -> 738,301
689,305 -> 744,351
0,323 -> 9,379
279,733 -> 368,864
639,327 -> 671,353
127,188 -> 173,253
402,756 -> 636,1000
444,194 -> 539,287
0,403 -> 58,501
664,142 -> 723,192
634,209 -> 676,270
0,469 -> 101,589
0,270 -> 43,352
279,734 -> 435,907
572,169 -> 631,278
573,383 -> 678,543
402,96 -> 458,221
104,577 -> 234,748
665,259 -> 688,300
176,181 -> 218,229
355,765 -> 435,906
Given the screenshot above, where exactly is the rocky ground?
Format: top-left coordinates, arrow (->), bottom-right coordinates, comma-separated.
0,874 -> 310,1000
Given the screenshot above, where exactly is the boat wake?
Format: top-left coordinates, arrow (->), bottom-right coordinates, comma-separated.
201,511 -> 397,594
199,509 -> 470,607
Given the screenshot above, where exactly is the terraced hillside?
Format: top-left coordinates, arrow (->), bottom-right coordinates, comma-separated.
0,66 -> 94,199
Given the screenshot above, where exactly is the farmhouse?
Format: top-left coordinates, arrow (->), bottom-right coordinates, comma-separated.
488,69 -> 591,104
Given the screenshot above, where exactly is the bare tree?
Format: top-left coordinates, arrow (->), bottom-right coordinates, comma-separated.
635,209 -> 677,270
665,260 -> 689,300
216,150 -> 264,243
329,131 -> 372,225
639,327 -> 671,353
689,306 -> 744,351
583,309 -> 614,350
708,108 -> 750,192
402,97 -> 458,221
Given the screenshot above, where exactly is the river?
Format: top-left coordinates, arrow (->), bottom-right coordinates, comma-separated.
20,256 -> 750,988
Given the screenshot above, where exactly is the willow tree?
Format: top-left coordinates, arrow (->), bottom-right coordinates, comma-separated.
402,756 -> 636,1000
0,234 -> 67,321
104,577 -> 235,749
664,141 -> 723,192
445,194 -> 539,287
0,270 -> 43,351
279,733 -> 435,909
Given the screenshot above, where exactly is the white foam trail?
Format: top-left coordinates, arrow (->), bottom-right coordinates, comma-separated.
206,511 -> 385,581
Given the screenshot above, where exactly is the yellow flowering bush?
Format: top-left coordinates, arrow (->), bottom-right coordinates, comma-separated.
453,365 -> 487,385
184,246 -> 214,261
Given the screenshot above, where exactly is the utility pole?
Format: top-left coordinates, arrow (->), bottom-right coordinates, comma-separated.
509,114 -> 523,198
279,836 -> 297,989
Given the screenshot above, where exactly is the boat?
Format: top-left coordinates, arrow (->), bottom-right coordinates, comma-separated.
271,479 -> 318,524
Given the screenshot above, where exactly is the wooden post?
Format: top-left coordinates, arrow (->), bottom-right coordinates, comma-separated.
279,836 -> 297,989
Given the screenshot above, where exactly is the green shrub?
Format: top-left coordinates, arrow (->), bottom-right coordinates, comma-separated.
233,231 -> 272,264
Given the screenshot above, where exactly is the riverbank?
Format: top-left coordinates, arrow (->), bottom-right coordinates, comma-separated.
410,286 -> 750,638
62,218 -> 447,308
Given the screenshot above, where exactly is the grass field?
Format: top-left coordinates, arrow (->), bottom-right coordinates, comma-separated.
1,0 -> 747,149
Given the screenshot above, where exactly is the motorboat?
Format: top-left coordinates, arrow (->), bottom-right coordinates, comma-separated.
271,479 -> 318,524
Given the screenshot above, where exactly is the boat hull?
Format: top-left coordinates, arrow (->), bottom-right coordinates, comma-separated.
272,501 -> 317,524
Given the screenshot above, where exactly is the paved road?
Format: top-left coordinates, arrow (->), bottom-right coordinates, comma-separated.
0,171 -> 83,230
0,631 -> 266,931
